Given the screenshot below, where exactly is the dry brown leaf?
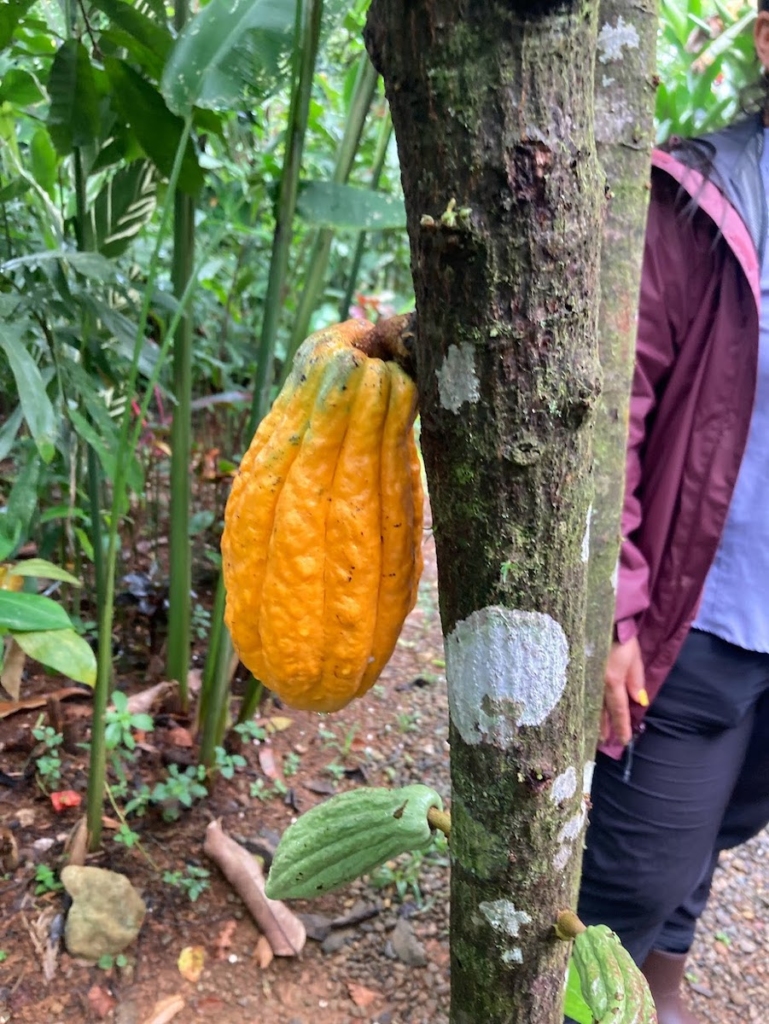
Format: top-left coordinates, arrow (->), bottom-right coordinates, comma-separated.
87,985 -> 116,1019
257,745 -> 279,780
252,934 -> 273,969
0,687 -> 89,720
141,994 -> 185,1024
124,681 -> 175,716
347,982 -> 379,1009
0,828 -> 19,873
214,919 -> 237,960
167,726 -> 193,748
1,637 -> 26,701
63,817 -> 87,867
203,820 -> 305,957
177,945 -> 205,983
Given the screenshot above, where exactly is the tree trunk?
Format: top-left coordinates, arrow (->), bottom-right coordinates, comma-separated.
366,4 -> 604,1022
584,1 -> 658,737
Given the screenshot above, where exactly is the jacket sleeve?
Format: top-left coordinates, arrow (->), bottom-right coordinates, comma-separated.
614,172 -> 699,643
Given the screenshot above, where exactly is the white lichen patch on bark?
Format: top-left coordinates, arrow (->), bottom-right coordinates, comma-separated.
611,557 -> 619,594
502,947 -> 524,965
583,760 -> 595,796
581,505 -> 592,563
553,803 -> 589,872
597,16 -> 639,63
550,766 -> 577,806
436,342 -> 480,413
479,899 -> 532,939
445,607 -> 569,746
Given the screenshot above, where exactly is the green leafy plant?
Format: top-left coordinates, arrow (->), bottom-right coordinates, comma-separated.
97,953 -> 128,971
283,751 -> 301,777
104,691 -> 154,751
34,864 -> 63,895
32,717 -> 64,790
212,745 -> 246,780
150,764 -> 207,821
163,864 -> 210,902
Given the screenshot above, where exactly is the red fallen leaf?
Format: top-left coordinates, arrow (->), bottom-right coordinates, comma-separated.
257,745 -> 279,780
167,726 -> 194,748
87,984 -> 116,1019
347,982 -> 378,1009
50,790 -> 82,812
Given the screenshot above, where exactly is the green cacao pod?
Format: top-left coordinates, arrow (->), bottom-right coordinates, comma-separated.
572,925 -> 657,1024
265,784 -> 443,901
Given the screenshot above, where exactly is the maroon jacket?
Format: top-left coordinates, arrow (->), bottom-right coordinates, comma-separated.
604,116 -> 764,758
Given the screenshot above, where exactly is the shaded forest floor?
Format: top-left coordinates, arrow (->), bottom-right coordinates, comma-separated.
0,529 -> 766,1024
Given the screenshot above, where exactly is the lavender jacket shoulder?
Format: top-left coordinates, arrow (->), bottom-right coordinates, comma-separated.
605,114 -> 766,758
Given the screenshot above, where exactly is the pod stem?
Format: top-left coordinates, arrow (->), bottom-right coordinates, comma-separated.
427,806 -> 451,838
555,909 -> 587,941
353,312 -> 417,379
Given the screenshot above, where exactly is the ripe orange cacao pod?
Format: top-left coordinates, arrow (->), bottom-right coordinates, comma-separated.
222,316 -> 424,713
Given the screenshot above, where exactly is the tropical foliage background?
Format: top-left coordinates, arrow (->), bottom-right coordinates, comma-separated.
0,0 -> 759,843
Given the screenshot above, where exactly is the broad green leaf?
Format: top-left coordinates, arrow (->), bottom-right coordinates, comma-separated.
0,68 -> 45,106
0,449 -> 40,560
0,590 -> 71,633
0,406 -> 23,463
0,0 -> 36,50
90,0 -> 172,80
91,160 -> 157,257
7,559 -> 82,587
0,327 -> 57,462
29,128 -> 58,196
296,181 -> 406,231
47,39 -> 101,155
0,179 -> 32,203
12,628 -> 96,686
1,250 -> 115,280
105,58 -> 203,195
161,0 -> 295,116
563,958 -> 592,1024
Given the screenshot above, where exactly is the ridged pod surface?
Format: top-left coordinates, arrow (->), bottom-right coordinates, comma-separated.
264,784 -> 443,900
222,317 -> 424,712
572,925 -> 657,1024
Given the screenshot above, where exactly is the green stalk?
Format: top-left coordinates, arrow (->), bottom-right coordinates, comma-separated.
74,147 -> 106,611
86,119 -> 200,850
236,675 -> 263,726
246,0 -> 325,436
166,0 -> 195,708
198,0 -> 324,751
339,114 -> 392,320
281,54 -> 378,378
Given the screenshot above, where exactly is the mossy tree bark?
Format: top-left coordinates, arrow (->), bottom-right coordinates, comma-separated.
366,2 -> 655,1022
584,1 -> 658,740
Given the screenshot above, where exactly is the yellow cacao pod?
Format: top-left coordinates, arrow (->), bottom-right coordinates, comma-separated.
222,316 -> 424,713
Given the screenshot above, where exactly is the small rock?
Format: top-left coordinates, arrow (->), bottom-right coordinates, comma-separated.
321,929 -> 354,955
61,866 -> 145,960
389,918 -> 427,967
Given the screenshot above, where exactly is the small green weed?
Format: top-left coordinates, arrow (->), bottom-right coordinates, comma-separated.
105,691 -> 154,752
34,864 -> 63,895
213,746 -> 246,780
32,718 -> 63,790
283,751 -> 301,777
151,764 -> 207,821
163,864 -> 210,902
97,953 -> 128,970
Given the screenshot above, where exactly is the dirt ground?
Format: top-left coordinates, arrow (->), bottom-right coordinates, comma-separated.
0,530 -> 767,1024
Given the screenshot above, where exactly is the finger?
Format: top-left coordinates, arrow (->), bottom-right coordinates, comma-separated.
626,653 -> 648,707
604,681 -> 631,746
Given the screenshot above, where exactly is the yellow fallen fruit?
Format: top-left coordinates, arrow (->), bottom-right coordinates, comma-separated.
222,315 -> 424,713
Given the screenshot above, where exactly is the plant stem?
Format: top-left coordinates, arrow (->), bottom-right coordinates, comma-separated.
554,910 -> 587,941
86,119 -> 197,851
167,189 -> 195,706
246,0 -> 324,436
236,675 -> 263,725
166,0 -> 195,708
281,54 -> 378,379
339,113 -> 392,320
427,806 -> 451,838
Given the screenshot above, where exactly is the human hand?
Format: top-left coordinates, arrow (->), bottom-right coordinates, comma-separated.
600,637 -> 649,746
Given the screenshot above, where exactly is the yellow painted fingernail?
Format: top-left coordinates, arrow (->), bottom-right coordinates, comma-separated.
637,688 -> 649,708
